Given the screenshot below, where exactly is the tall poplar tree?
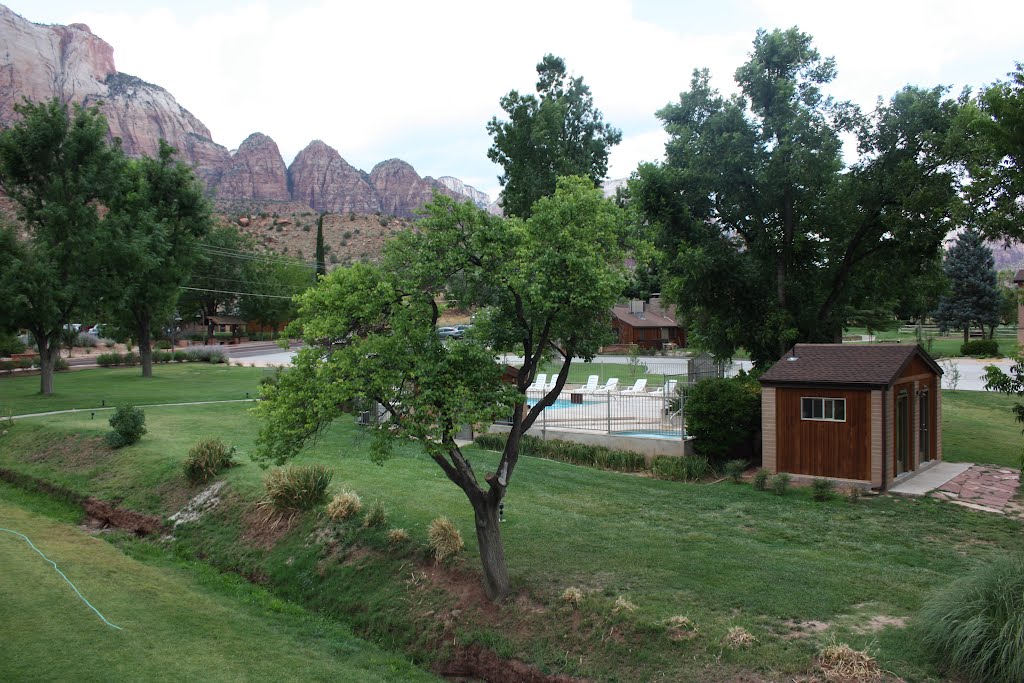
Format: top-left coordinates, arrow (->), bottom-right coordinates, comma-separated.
0,99 -> 124,394
315,212 -> 326,278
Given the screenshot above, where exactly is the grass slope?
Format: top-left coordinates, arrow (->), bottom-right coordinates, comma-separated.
0,485 -> 436,682
942,390 -> 1023,468
2,387 -> 1023,680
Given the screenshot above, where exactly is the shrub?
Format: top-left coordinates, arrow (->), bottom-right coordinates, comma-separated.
263,464 -> 332,512
326,490 -> 362,521
652,455 -> 710,482
752,468 -> 770,491
473,433 -> 647,473
152,350 -> 173,363
208,350 -> 227,364
811,478 -> 836,501
154,339 -> 173,350
183,437 -> 236,484
363,500 -> 388,528
173,350 -> 188,362
686,374 -> 761,464
0,332 -> 26,357
846,487 -> 862,504
75,333 -> 97,348
427,516 -> 464,564
96,352 -> 120,367
960,339 -> 1000,357
771,472 -> 792,496
122,351 -> 138,366
213,331 -> 234,341
105,405 -> 146,448
919,554 -> 1024,683
386,528 -> 409,545
724,459 -> 748,483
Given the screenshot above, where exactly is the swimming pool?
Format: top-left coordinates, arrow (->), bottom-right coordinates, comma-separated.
527,398 -> 597,410
611,429 -> 684,440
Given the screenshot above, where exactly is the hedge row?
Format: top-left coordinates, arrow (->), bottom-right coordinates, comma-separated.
96,348 -> 226,367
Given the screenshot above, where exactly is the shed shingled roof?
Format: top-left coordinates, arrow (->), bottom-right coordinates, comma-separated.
758,344 -> 942,387
611,304 -> 679,329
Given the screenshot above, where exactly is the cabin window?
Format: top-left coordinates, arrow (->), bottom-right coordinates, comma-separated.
801,397 -> 846,422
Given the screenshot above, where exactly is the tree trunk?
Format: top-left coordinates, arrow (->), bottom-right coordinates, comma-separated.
138,318 -> 153,378
37,335 -> 55,395
963,327 -> 969,345
472,497 -> 510,601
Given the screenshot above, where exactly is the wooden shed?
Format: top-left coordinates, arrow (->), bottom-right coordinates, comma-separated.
759,344 -> 943,490
610,296 -> 686,350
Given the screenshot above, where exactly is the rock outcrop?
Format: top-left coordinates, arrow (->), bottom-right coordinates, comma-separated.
0,4 -> 490,218
437,176 -> 490,208
214,132 -> 289,202
287,140 -> 380,215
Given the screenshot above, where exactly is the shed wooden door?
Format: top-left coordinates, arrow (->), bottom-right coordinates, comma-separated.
895,389 -> 910,475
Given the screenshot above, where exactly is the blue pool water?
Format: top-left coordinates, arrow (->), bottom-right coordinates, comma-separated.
612,430 -> 683,440
527,398 -> 595,410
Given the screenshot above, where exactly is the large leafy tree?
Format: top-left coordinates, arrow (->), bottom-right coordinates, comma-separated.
178,224 -> 261,324
0,99 -> 124,394
487,55 -> 622,219
970,64 -> 1024,239
630,28 -> 964,366
105,141 -> 214,377
255,177 -> 626,600
237,254 -> 314,334
933,229 -> 1001,342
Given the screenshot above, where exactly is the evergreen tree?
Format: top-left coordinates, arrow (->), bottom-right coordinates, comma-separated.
315,213 -> 326,278
933,229 -> 1001,342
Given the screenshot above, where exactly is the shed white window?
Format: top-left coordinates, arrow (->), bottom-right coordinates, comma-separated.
801,397 -> 846,421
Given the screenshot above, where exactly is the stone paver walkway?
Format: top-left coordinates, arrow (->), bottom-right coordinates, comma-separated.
930,465 -> 1022,515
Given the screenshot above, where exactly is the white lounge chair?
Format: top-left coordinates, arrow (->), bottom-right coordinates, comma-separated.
651,379 -> 678,396
594,377 -> 619,393
577,375 -> 600,393
526,373 -> 547,394
620,378 -> 648,395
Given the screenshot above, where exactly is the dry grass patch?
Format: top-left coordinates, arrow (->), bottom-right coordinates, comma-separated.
560,586 -> 584,609
612,596 -> 636,614
666,615 -> 698,641
386,528 -> 409,544
724,626 -> 756,649
816,641 -> 884,682
427,516 -> 464,564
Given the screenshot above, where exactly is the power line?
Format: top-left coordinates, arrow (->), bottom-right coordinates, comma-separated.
179,286 -> 296,300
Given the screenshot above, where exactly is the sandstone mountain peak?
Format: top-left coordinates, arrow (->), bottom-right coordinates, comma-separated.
0,4 -> 490,218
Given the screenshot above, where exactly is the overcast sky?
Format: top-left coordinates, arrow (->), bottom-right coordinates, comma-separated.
7,1 -> 1022,201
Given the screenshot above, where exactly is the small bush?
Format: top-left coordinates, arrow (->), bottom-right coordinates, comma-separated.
686,373 -> 761,464
771,472 -> 791,496
427,516 -> 464,564
96,352 -> 120,367
326,490 -> 362,521
919,554 -> 1024,683
724,459 -> 748,483
0,332 -> 26,357
846,487 -> 862,504
362,500 -> 387,528
75,333 -> 97,348
155,340 -> 173,350
386,528 -> 409,545
122,351 -> 138,366
263,464 -> 332,512
752,468 -> 770,491
183,437 -> 236,484
105,405 -> 146,448
152,350 -> 173,363
173,350 -> 188,362
811,478 -> 836,501
960,339 -> 1000,357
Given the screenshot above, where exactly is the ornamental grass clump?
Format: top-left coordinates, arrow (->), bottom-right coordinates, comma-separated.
427,516 -> 464,564
771,472 -> 792,496
183,437 -> 236,484
724,626 -> 756,649
919,554 -> 1024,683
752,468 -> 770,491
326,490 -> 362,521
387,528 -> 410,545
362,500 -> 388,528
262,464 -> 332,512
724,459 -> 748,483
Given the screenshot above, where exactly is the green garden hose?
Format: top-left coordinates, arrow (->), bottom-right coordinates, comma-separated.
0,526 -> 123,630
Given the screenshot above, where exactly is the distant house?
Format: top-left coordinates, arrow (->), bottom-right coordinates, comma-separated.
1014,269 -> 1024,346
610,296 -> 686,350
205,315 -> 247,338
759,344 -> 942,490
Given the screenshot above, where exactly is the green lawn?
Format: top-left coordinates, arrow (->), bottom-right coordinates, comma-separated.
0,363 -> 274,416
2,381 -> 1022,681
847,326 -> 1016,358
0,485 -> 437,682
943,390 -> 1023,468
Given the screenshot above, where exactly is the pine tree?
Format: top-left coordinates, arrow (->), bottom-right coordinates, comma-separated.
315,213 -> 326,278
933,229 -> 1001,342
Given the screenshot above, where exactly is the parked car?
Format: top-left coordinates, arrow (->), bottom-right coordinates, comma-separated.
454,324 -> 472,336
436,326 -> 460,339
